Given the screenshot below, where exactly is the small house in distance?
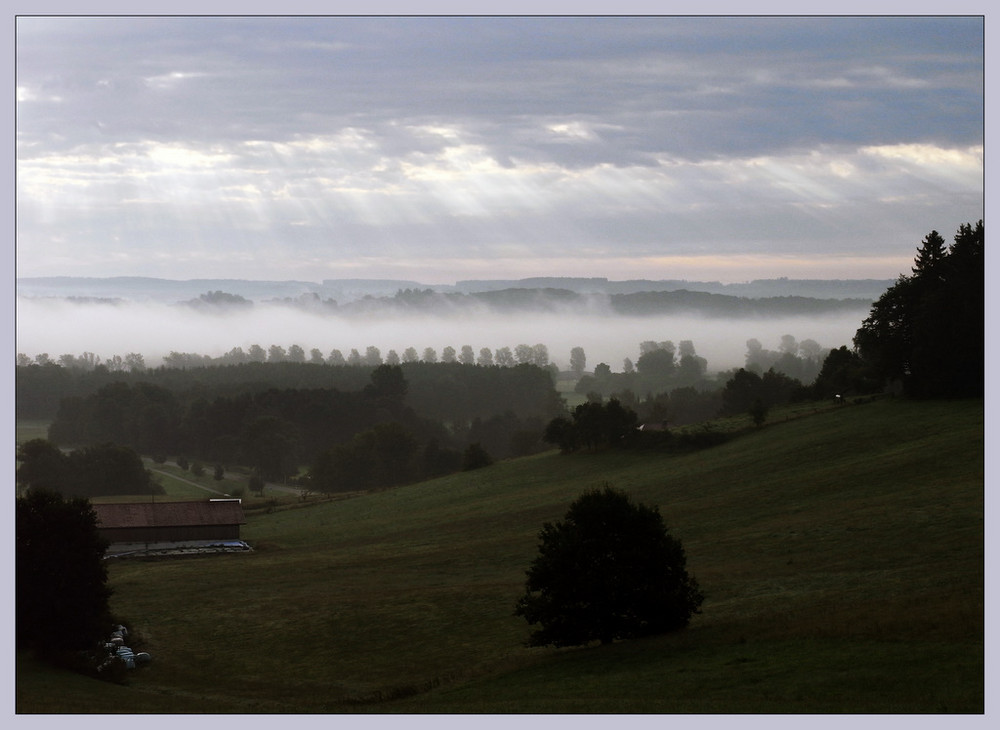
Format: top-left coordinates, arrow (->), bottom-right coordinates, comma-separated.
92,499 -> 249,558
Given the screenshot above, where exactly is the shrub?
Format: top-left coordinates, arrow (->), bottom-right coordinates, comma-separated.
515,486 -> 703,647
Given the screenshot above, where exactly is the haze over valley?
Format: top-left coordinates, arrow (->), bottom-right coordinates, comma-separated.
16,276 -> 878,374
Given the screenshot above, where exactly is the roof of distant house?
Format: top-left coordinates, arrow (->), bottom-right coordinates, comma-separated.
93,501 -> 246,530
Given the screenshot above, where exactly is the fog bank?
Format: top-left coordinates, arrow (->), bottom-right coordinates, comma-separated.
15,297 -> 868,374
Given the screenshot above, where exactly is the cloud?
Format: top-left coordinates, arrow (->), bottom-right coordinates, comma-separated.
15,16 -> 984,282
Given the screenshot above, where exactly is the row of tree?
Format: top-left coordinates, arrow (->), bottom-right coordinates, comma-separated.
574,340 -> 713,401
19,351 -> 147,372
744,335 -> 825,383
575,335 -> 828,407
18,342 -> 576,372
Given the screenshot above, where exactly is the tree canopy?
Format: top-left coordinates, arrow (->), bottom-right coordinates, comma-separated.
514,486 -> 703,647
16,439 -> 160,499
543,398 -> 639,453
854,221 -> 983,398
16,489 -> 113,655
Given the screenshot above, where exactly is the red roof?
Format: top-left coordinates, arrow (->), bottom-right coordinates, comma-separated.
93,501 -> 246,529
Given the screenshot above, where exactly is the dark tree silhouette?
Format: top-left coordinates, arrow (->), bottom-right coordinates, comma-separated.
16,489 -> 113,656
855,221 -> 983,397
15,439 -> 69,493
543,399 -> 639,453
811,346 -> 878,398
17,439 -> 159,499
462,442 -> 494,471
515,486 -> 703,647
749,398 -> 768,427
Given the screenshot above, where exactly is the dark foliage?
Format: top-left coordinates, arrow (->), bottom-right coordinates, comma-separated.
466,411 -> 550,460
462,442 -> 494,471
515,486 -> 703,647
543,399 -> 639,453
854,221 -> 983,397
16,489 -> 113,655
743,336 -> 825,383
38,362 -> 562,470
810,345 -> 881,399
309,421 -> 419,492
720,367 -> 804,416
16,439 -> 161,499
575,342 -> 713,402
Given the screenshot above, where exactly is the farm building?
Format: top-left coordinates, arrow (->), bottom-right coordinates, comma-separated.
92,499 -> 248,557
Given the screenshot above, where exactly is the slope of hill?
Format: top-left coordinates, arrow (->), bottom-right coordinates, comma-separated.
16,398 -> 983,713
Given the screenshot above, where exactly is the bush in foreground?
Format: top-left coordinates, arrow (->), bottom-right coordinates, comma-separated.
515,486 -> 703,647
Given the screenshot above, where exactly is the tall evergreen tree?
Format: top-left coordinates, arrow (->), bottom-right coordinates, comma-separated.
911,230 -> 948,280
854,221 -> 983,397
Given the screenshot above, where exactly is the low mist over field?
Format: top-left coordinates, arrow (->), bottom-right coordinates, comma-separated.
15,281 -> 872,374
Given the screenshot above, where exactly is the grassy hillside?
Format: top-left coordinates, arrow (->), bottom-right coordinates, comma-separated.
16,398 -> 983,713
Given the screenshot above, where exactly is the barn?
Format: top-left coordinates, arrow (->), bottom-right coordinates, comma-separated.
92,499 -> 248,557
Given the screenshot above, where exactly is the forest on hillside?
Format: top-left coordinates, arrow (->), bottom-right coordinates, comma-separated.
25,362 -> 562,485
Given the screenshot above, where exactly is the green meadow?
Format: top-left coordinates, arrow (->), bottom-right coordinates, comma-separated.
15,397 -> 984,713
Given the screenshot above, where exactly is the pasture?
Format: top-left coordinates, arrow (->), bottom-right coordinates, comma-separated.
15,397 -> 984,713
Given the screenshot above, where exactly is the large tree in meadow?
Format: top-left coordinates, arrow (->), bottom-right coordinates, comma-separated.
515,486 -> 703,647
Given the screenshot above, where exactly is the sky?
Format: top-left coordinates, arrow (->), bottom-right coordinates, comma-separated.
14,13 -> 985,284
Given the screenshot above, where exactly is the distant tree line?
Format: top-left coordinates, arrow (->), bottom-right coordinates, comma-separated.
16,355 -> 563,420
17,351 -> 147,372
571,336 -> 827,429
39,363 -> 563,491
743,335 -> 825,383
575,339 -> 713,403
17,340 -> 567,377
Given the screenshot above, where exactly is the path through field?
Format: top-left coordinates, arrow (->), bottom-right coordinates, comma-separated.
147,467 -> 228,496
145,458 -> 305,498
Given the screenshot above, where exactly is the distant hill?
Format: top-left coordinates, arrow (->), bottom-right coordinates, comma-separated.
16,275 -> 892,307
15,276 -> 324,304
454,277 -> 895,299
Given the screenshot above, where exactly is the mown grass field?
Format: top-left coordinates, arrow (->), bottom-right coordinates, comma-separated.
15,397 -> 984,713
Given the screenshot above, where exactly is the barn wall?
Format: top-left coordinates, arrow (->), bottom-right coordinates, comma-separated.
100,524 -> 241,544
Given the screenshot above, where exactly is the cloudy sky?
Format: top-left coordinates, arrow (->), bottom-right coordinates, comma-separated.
15,13 -> 984,284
